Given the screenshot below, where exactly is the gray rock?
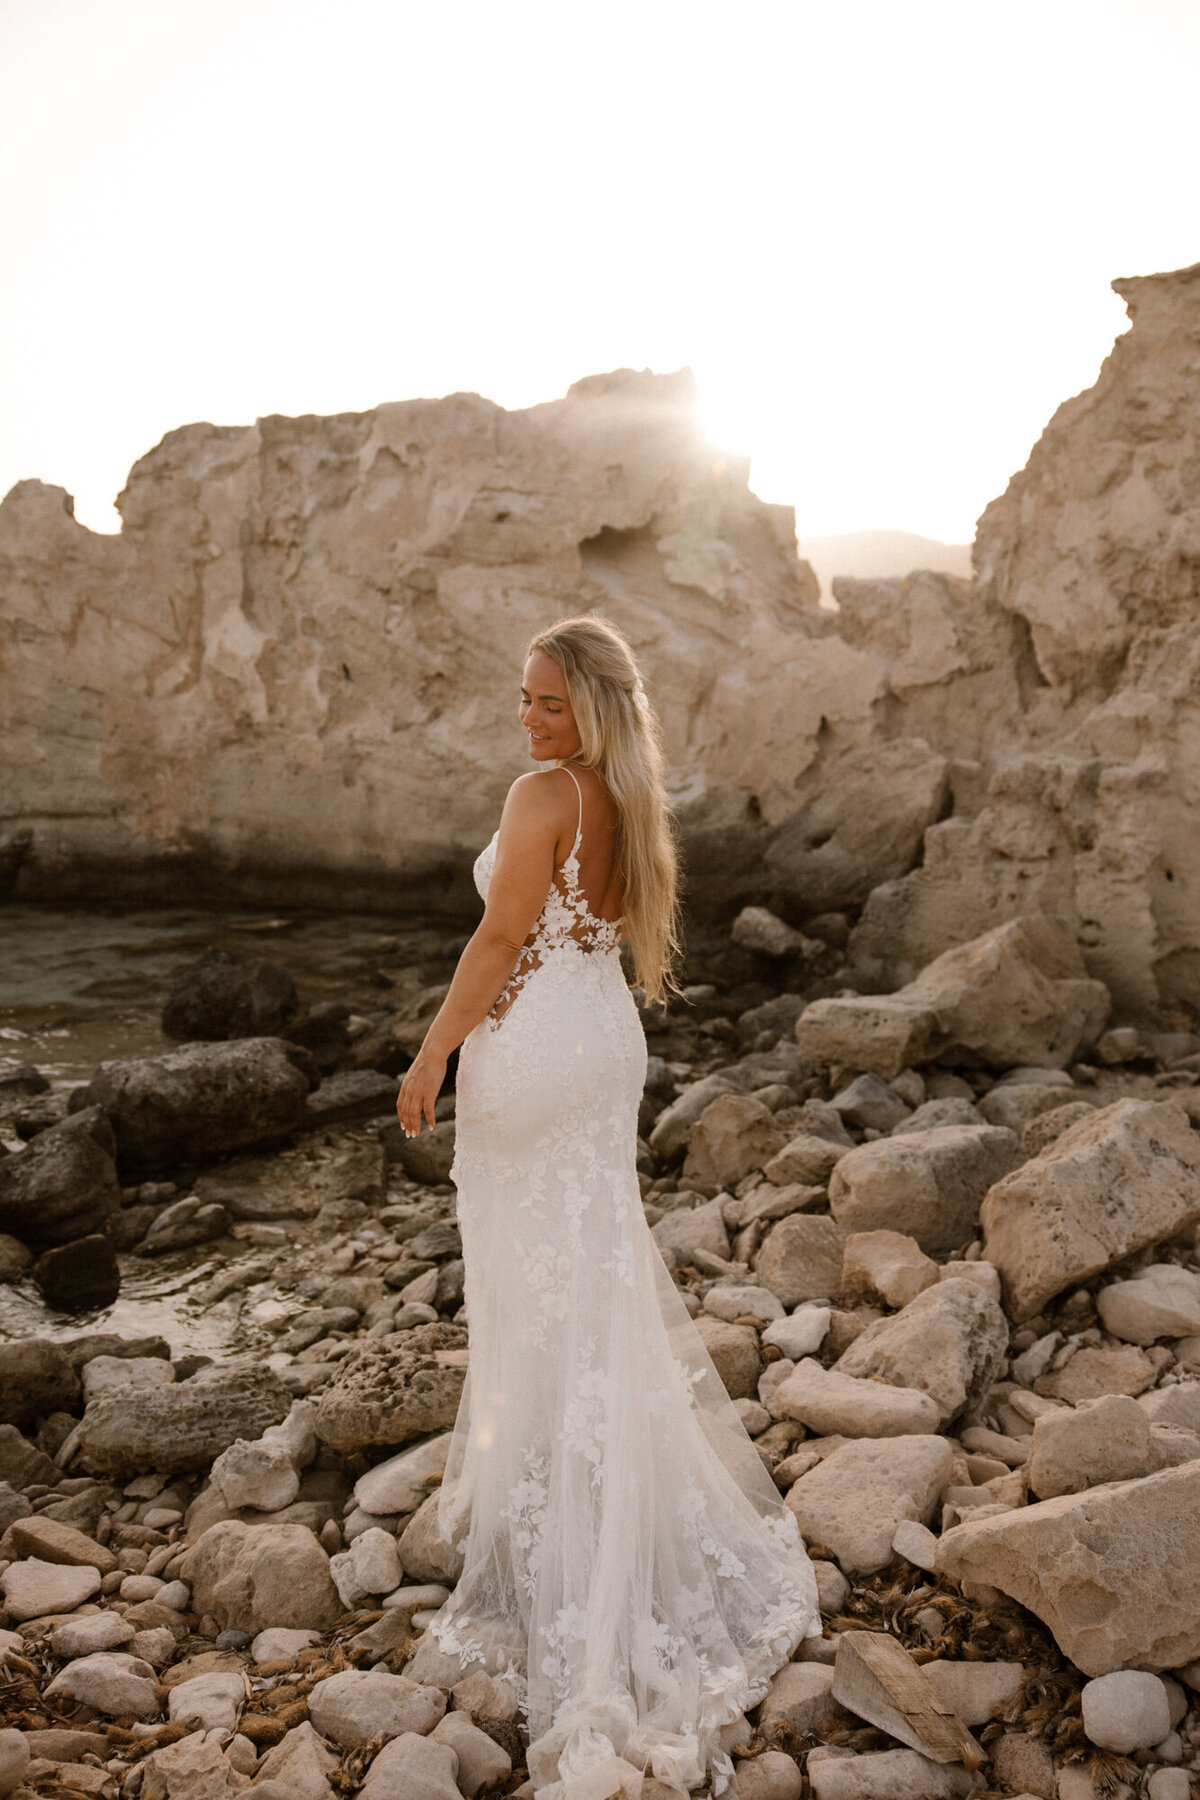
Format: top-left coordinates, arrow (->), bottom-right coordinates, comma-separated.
807,1747 -> 973,1800
31,1234 -> 121,1311
136,1197 -> 231,1254
650,1196 -> 732,1261
1097,1264 -> 1200,1344
0,1106 -> 120,1246
830,1074 -> 911,1134
306,1069 -> 399,1126
359,1732 -> 461,1800
77,1036 -> 317,1171
76,1361 -> 291,1478
381,1120 -> 457,1185
648,1074 -> 738,1162
161,946 -> 297,1041
429,1712 -> 513,1797
43,1650 -> 158,1719
835,1276 -> 1009,1427
1080,1671 -> 1171,1753
49,1612 -> 136,1658
313,1322 -> 468,1452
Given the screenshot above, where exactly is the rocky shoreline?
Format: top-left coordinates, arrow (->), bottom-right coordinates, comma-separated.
2,909 -> 1200,1799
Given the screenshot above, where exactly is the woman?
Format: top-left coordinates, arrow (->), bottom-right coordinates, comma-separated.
397,615 -> 819,1799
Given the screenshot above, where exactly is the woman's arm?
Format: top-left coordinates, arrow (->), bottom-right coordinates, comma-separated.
396,772 -> 567,1136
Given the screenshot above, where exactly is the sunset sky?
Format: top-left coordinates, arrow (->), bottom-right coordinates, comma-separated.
2,0 -> 1198,545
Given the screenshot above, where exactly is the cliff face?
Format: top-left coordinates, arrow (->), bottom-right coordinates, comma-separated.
848,261 -> 1200,1023
0,368 -> 944,917
4,264 -> 1200,1024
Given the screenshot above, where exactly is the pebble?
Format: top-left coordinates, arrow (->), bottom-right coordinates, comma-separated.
251,1626 -> 322,1663
1080,1670 -> 1172,1753
119,1573 -> 164,1602
155,1579 -> 190,1611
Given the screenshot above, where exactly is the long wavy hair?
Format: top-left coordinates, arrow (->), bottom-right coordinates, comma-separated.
527,613 -> 682,1006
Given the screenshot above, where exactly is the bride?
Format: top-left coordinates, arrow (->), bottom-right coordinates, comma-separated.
396,615 -> 819,1798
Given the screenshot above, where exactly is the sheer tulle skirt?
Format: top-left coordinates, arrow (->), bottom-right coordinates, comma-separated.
425,947 -> 820,1798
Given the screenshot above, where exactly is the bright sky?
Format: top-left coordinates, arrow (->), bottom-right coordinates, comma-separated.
2,0 -> 1199,545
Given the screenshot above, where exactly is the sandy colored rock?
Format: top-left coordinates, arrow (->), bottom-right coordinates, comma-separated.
841,1230 -> 938,1310
254,1721 -> 339,1800
0,1730 -> 30,1800
650,1196 -> 732,1261
682,1094 -> 786,1188
732,1749 -> 804,1800
168,1670 -> 246,1733
313,1321 -> 467,1452
354,1431 -> 451,1517
774,1359 -> 941,1437
1,1557 -> 102,1621
396,1488 -> 468,1584
181,1521 -> 341,1633
1036,1343 -> 1158,1403
762,1304 -> 831,1360
806,1746 -> 973,1800
49,1612 -> 136,1658
360,1731 -> 461,1800
756,1660 -> 836,1734
834,1277 -> 1008,1427
77,1360 -> 291,1478
429,1711 -> 513,1796
936,1459 -> 1200,1674
692,1317 -> 762,1400
1097,1265 -> 1200,1344
1027,1392 -> 1200,1498
919,1659 -> 1023,1726
785,1435 -> 954,1573
829,1124 -> 1022,1257
308,1667 -> 446,1747
754,1214 -> 848,1307
763,1132 -> 849,1188
6,1515 -> 117,1575
44,1651 -> 159,1719
980,1098 -> 1200,1320
1080,1670 -> 1171,1753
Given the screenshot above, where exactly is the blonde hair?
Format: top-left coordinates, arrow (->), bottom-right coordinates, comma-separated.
527,614 -> 682,1007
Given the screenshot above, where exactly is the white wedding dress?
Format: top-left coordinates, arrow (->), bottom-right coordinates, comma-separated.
426,767 -> 820,1798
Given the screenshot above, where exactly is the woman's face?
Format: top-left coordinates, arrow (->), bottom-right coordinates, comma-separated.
520,651 -> 583,763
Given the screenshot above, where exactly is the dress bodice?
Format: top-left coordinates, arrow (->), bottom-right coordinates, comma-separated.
475,768 -> 623,1027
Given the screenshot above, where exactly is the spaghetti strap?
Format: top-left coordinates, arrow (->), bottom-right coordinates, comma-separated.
561,764 -> 584,858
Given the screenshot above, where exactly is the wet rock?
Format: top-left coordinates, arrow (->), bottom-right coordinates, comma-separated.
161,946 -> 298,1041
682,1094 -> 786,1189
755,1215 -> 848,1307
76,1361 -> 291,1478
0,1423 -> 60,1487
43,1649 -> 159,1718
380,1117 -> 457,1184
798,916 -> 1109,1076
308,1667 -> 446,1746
313,1322 -> 468,1452
359,1731 -> 461,1799
305,1068 -> 399,1126
774,1359 -> 941,1437
136,1196 -> 231,1253
835,1277 -> 1008,1427
785,1434 -> 955,1573
841,1231 -> 938,1310
0,1234 -> 32,1281
0,1340 -> 81,1428
429,1711 -> 513,1795
31,1234 -> 120,1311
182,1520 -> 342,1632
0,1556 -> 102,1619
936,1459 -> 1200,1674
981,1097 -> 1200,1320
1097,1264 -> 1200,1344
354,1433 -> 453,1517
829,1124 -> 1022,1258
806,1745 -> 973,1799
1026,1392 -> 1200,1497
77,1036 -> 318,1171
0,1106 -> 120,1245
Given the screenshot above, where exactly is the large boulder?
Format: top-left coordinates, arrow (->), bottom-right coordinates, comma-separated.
0,1106 -> 120,1245
796,916 -> 1109,1076
181,1520 -> 342,1632
834,1277 -> 1008,1427
161,947 -> 298,1041
828,1124 -> 1022,1257
980,1098 -> 1200,1320
313,1322 -> 468,1452
76,1362 -> 292,1478
936,1460 -> 1200,1675
76,1037 -> 318,1170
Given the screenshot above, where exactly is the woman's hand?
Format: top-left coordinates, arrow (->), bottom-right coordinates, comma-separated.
397,1046 -> 447,1137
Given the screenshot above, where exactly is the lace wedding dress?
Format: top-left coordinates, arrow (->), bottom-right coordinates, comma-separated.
426,766 -> 820,1798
